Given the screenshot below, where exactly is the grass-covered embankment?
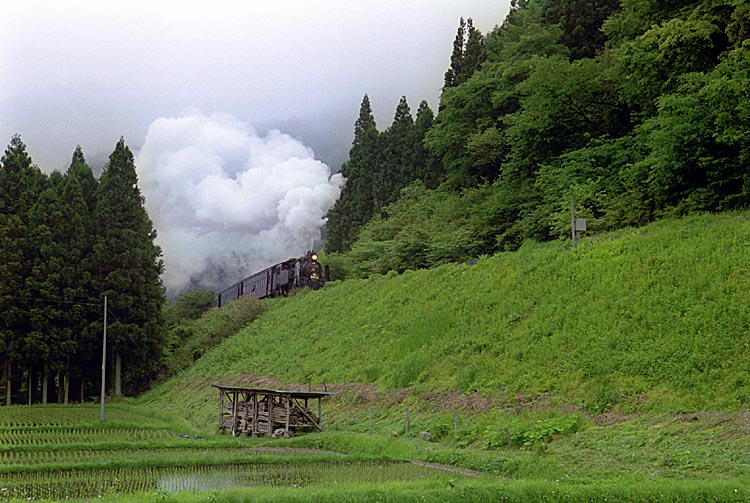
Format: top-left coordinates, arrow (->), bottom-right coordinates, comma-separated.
145,211 -> 749,412
133,210 -> 750,493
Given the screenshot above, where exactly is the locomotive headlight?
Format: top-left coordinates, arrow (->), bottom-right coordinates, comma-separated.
311,253 -> 318,262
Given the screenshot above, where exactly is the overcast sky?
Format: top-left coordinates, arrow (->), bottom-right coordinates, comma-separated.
1,1 -> 508,172
1,1 -> 510,293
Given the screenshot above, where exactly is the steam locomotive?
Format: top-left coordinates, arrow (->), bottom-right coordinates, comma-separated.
215,251 -> 329,307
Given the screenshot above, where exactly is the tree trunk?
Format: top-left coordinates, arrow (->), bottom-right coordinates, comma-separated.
4,361 -> 10,406
28,368 -> 32,405
63,374 -> 70,404
57,372 -> 63,403
115,353 -> 122,397
42,367 -> 48,404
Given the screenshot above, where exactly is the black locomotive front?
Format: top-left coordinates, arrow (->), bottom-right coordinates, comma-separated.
299,252 -> 326,290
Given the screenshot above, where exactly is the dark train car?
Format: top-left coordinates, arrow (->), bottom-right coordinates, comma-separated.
217,280 -> 243,306
215,251 -> 328,308
242,269 -> 272,299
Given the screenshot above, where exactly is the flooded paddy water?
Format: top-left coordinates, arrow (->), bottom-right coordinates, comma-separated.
0,461 -> 473,500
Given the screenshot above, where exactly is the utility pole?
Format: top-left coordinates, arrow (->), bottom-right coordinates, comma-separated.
100,295 -> 107,423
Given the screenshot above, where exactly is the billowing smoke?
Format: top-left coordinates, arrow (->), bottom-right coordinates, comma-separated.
135,112 -> 344,295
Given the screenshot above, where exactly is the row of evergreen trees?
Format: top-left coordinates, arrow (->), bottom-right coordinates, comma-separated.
325,0 -> 750,275
325,96 -> 442,252
0,136 -> 165,404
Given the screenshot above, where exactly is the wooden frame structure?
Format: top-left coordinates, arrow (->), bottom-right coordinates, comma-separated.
213,385 -> 335,437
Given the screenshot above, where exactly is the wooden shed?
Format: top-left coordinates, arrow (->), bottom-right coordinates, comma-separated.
213,385 -> 335,437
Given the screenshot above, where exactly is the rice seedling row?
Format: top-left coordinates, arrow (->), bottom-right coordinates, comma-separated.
0,409 -> 98,428
0,427 -> 178,446
0,406 -> 165,428
0,446 -> 347,471
0,461 -> 464,500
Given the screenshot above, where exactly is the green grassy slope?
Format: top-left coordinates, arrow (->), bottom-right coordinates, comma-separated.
142,211 -> 750,429
134,211 -> 750,486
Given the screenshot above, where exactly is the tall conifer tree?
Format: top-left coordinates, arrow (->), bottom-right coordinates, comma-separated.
326,95 -> 380,253
460,18 -> 486,82
26,180 -> 67,403
62,147 -> 99,401
0,135 -> 46,404
444,18 -> 486,88
93,138 -> 165,396
379,96 -> 415,204
413,101 -> 443,188
444,18 -> 467,88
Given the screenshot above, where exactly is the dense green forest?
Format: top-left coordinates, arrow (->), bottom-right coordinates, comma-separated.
325,0 -> 750,277
0,137 -> 164,403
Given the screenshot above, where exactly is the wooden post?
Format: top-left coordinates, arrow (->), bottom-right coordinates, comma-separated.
318,397 -> 322,430
369,406 -> 373,430
454,409 -> 460,431
243,391 -> 250,436
231,391 -> 239,436
405,408 -> 410,435
218,388 -> 224,431
268,394 -> 274,436
252,391 -> 258,436
285,395 -> 291,434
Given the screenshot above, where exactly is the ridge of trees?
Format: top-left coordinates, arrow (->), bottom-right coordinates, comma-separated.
324,0 -> 750,277
0,136 -> 165,404
325,95 -> 442,253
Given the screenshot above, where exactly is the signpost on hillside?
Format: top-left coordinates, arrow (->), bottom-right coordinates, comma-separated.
571,200 -> 586,248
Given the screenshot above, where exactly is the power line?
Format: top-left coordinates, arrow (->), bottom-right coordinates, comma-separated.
1,293 -> 142,348
0,294 -> 102,307
0,295 -> 120,321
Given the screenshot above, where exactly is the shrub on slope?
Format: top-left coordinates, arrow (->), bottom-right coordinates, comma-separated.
159,296 -> 268,380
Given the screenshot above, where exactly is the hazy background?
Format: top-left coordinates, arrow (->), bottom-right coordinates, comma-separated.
1,1 -> 509,293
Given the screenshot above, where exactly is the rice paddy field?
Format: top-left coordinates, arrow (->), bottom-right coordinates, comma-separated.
0,404 -> 484,502
1,403 -> 748,503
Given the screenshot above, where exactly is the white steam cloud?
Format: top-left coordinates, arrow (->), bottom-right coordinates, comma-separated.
136,112 -> 344,294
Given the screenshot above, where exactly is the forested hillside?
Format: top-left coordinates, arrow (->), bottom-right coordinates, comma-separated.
325,0 -> 750,277
0,137 -> 164,403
